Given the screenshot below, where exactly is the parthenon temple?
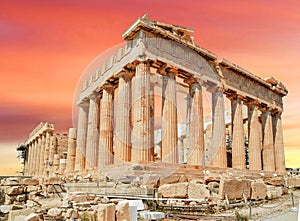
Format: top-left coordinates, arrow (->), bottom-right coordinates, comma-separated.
20,15 -> 288,177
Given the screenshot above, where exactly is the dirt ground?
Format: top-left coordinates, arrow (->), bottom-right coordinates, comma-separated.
234,188 -> 300,220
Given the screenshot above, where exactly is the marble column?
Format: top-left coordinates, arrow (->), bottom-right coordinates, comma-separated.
131,62 -> 154,163
231,96 -> 245,169
161,71 -> 178,164
34,136 -> 42,176
262,110 -> 275,171
98,85 -> 114,166
273,112 -> 286,172
115,73 -> 132,162
209,87 -> 227,168
247,103 -> 262,170
75,102 -> 89,172
48,135 -> 57,175
85,94 -> 99,170
66,128 -> 77,174
31,140 -> 38,176
27,143 -> 33,175
43,132 -> 51,176
24,144 -> 30,175
53,154 -> 60,172
38,134 -> 46,176
187,82 -> 205,166
178,137 -> 185,164
184,95 -> 191,162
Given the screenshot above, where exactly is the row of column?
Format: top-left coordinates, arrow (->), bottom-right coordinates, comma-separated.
74,61 -> 285,172
74,61 -> 229,172
26,129 -> 78,177
25,131 -> 54,176
229,96 -> 285,172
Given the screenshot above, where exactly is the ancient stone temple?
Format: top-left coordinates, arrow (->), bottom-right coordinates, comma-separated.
74,15 -> 288,173
21,122 -> 71,176
20,15 -> 288,177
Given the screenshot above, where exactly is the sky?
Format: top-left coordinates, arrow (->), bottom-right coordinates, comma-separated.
0,0 -> 300,174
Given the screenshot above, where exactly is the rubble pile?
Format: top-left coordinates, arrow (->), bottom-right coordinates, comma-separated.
0,172 -> 299,221
0,176 -> 135,221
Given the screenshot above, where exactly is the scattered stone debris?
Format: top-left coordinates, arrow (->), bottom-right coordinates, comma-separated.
0,173 -> 299,220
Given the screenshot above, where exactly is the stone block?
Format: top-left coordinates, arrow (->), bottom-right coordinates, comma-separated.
160,175 -> 181,185
2,178 -> 20,186
188,183 -> 210,199
6,186 -> 24,195
219,178 -> 251,200
7,208 -> 33,221
158,182 -> 188,198
47,208 -> 62,217
4,195 -> 17,205
142,174 -> 160,187
264,177 -> 284,186
44,176 -> 64,185
266,185 -> 282,199
47,184 -> 63,193
24,185 -> 39,193
25,213 -> 39,221
16,194 -> 26,202
251,181 -> 267,200
14,215 -> 27,221
205,173 -> 221,183
97,203 -> 116,221
40,198 -> 62,210
20,178 -> 39,186
116,202 -> 130,221
287,177 -> 300,187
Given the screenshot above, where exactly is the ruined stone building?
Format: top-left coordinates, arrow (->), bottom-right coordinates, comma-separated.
18,122 -> 69,176
20,15 -> 288,177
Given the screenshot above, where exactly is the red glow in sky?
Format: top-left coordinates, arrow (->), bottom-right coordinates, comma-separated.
1,0 -> 300,174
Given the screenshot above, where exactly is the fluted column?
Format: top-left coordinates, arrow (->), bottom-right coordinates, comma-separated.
161,70 -> 178,164
231,96 -> 245,169
85,94 -> 99,170
27,143 -> 33,175
273,112 -> 286,172
247,102 -> 262,170
187,82 -> 205,166
262,109 -> 275,171
98,85 -> 114,166
209,87 -> 227,168
34,137 -> 42,176
115,72 -> 132,163
178,137 -> 184,164
43,132 -> 51,176
66,128 -> 77,174
48,135 -> 57,175
53,154 -> 60,172
75,102 -> 89,172
131,62 -> 154,163
31,140 -> 38,176
38,134 -> 46,176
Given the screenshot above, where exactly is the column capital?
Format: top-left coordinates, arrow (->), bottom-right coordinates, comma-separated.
226,93 -> 244,101
88,92 -> 99,101
102,82 -> 115,94
184,78 -> 197,86
78,98 -> 90,108
117,70 -> 134,82
207,85 -> 224,94
244,98 -> 260,107
157,64 -> 177,77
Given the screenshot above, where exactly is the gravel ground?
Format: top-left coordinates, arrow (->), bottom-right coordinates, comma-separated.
234,189 -> 300,221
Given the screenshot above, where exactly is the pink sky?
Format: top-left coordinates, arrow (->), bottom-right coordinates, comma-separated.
1,0 -> 299,174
